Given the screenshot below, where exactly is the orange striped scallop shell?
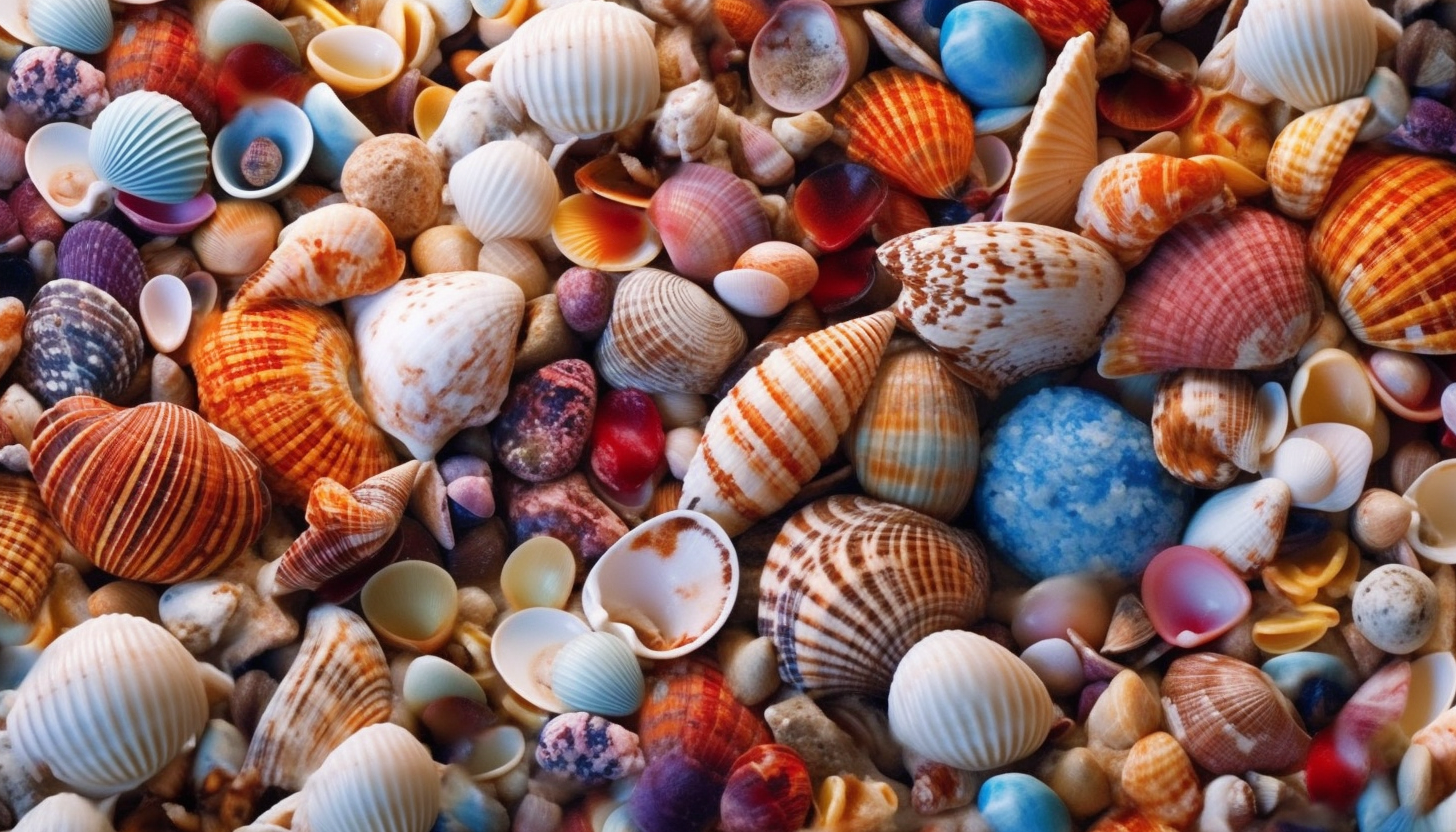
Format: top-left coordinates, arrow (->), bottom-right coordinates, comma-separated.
992,0 -> 1110,49
638,660 -> 771,775
105,5 -> 217,135
0,473 -> 63,622
834,68 -> 975,200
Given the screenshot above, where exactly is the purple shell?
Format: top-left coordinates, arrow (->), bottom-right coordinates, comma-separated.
1386,95 -> 1456,155
7,47 -> 110,125
629,748 -> 725,832
493,359 -> 597,482
534,712 -> 645,785
56,220 -> 147,318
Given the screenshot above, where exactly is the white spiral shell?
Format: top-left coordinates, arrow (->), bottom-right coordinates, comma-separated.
293,723 -> 440,832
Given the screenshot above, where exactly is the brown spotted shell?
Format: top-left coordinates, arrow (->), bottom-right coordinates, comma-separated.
1150,370 -> 1287,488
0,472 -> 64,622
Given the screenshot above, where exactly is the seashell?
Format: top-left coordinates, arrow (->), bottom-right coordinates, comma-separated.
1353,564 -> 1438,656
679,311 -> 895,536
713,268 -> 792,318
648,163 -> 771,283
889,630 -> 1056,771
213,98 -> 315,201
1266,97 -> 1369,221
1140,545 -> 1252,649
305,25 -> 405,99
716,0 -> 771,44
1160,652 -> 1309,776
346,271 -> 524,460
1121,731 -> 1202,829
340,133 -> 444,242
27,0 -> 112,55
411,225 -> 481,276
834,67 -> 975,200
550,631 -> 645,717
138,273 -> 194,354
378,0 -> 440,71
573,152 -> 658,208
56,220 -> 145,318
1261,437 -> 1338,508
194,300 -> 399,506
293,723 -> 440,832
884,222 -> 1124,398
1086,668 -> 1161,750
791,162 -> 888,254
1251,601 -> 1341,654
1308,152 -> 1456,353
551,193 -> 662,272
1261,529 -> 1351,607
628,747 -> 729,832
1260,651 -> 1356,733
413,84 -> 455,142
453,724 -> 526,782
191,199 -> 284,279
8,45 -> 109,126
302,83 -> 376,185
940,2 -> 1048,110
1099,208 -> 1324,378
16,279 -> 143,407
89,91 -> 208,205
1264,423 -> 1372,513
476,238 -> 549,300
1405,460 -> 1456,564
1235,0 -> 1377,113
759,495 -> 990,697
990,0 -> 1109,49
1363,350 -> 1449,423
10,614 -> 208,798
638,659 -> 771,775
106,6 -> 217,136
0,472 -> 63,622
490,607 -> 591,713
748,0 -> 851,114
595,268 -> 746,396
1096,46 -> 1203,135
1102,593 -> 1156,655
1404,652 -> 1456,738
1003,32 -> 1098,230
809,774 -> 899,832
23,122 -> 114,223
30,396 -> 269,583
360,559 -> 458,653
449,139 -> 559,244
735,241 -> 818,301
973,772 -> 1071,832
535,712 -> 644,785
199,0 -> 298,63
13,793 -> 116,832
720,744 -> 813,832
1177,90 -> 1273,178
1020,638 -> 1083,698
237,203 -> 405,308
402,654 -> 487,715
1151,370 -> 1287,488
1012,573 -> 1114,649
500,535 -> 576,610
11,178 -> 66,246
1075,153 -> 1234,268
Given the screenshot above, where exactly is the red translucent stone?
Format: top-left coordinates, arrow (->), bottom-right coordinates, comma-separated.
792,162 -> 888,252
590,389 -> 666,494
215,44 -> 310,123
808,245 -> 878,313
1305,727 -> 1366,812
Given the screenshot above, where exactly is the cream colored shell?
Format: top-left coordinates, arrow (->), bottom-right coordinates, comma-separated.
449,140 -> 560,243
293,723 -> 440,832
1234,0 -> 1377,112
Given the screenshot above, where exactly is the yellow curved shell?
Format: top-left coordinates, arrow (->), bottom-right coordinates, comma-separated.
834,67 -> 975,200
1266,97 -> 1369,221
0,473 -> 63,622
1003,32 -> 1099,230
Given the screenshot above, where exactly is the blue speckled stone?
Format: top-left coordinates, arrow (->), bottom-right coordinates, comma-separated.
940,2 -> 1048,109
977,773 -> 1072,832
971,386 -> 1192,581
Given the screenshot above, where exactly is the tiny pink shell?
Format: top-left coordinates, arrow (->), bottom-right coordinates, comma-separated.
1140,545 -> 1251,649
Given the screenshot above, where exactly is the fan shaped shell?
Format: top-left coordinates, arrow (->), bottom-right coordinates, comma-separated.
16,279 -> 144,407
638,660 -> 771,775
105,6 -> 218,136
27,0 -> 112,55
449,139 -> 560,243
293,723 -> 440,832
647,162 -> 771,283
834,67 -> 976,200
89,91 -> 209,204
595,268 -> 747,395
993,0 -> 1110,48
0,472 -> 64,622
1160,652 -> 1310,775
1234,0 -> 1377,112
1003,32 -> 1099,230
57,220 -> 147,318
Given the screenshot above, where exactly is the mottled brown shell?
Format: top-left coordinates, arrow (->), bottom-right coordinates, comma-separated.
1160,652 -> 1310,776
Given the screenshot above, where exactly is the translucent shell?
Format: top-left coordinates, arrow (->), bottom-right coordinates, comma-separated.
0,473 -> 63,622
88,91 -> 209,205
638,660 -> 771,775
30,396 -> 269,584
1003,32 -> 1099,230
759,495 -> 991,697
293,723 -> 440,832
234,203 -> 406,308
1139,545 -> 1251,649
1308,152 -> 1456,353
1160,652 -> 1310,776
1075,153 -> 1234,268
551,193 -> 662,272
105,6 -> 218,136
834,67 -> 976,200
1267,97 -> 1370,221
1234,0 -> 1378,112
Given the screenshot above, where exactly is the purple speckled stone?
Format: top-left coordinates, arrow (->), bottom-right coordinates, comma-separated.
629,748 -> 725,832
7,47 -> 110,125
555,267 -> 616,338
10,181 -> 65,246
1386,95 -> 1456,155
492,358 -> 597,482
57,220 -> 147,318
505,472 -> 627,563
535,712 -> 645,785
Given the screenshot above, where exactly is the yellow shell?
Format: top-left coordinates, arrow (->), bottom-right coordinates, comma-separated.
0,472 -> 63,622
1003,32 -> 1099,230
1266,97 -> 1370,221
1121,732 -> 1202,829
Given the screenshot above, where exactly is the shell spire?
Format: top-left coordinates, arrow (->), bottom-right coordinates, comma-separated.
231,203 -> 406,309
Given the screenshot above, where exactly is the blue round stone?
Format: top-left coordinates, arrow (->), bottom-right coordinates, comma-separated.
978,773 -> 1072,832
940,1 -> 1048,109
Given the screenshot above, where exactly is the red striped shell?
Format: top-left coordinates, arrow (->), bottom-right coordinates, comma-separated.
834,68 -> 976,200
0,473 -> 63,622
29,396 -> 269,583
638,660 -> 771,776
992,0 -> 1110,49
105,5 -> 217,135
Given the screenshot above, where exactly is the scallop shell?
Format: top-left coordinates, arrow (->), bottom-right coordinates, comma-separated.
638,659 -> 771,775
1151,370 -> 1287,488
293,723 -> 440,832
30,396 -> 269,583
834,67 -> 976,200
1234,0 -> 1378,112
9,614 -> 208,798
305,25 -> 406,99
193,300 -> 399,507
888,629 -> 1057,771
16,279 -> 144,407
28,0 -> 112,56
1075,153 -> 1235,268
234,203 -> 406,308
595,268 -> 747,395
550,630 -> 647,717
346,271 -> 525,460
760,495 -> 990,697
12,794 -> 116,832
57,219 -> 146,318
1002,32 -> 1099,230
88,91 -> 209,204
105,6 -> 217,136
1267,97 -> 1370,221
551,192 -> 662,272
0,472 -> 64,622
995,0 -> 1110,49
1160,652 -> 1310,776
883,222 -> 1125,398
1099,208 -> 1324,378
1122,732 -> 1202,829
647,163 -> 772,283
1308,152 -> 1456,353
449,139 -> 560,244
678,311 -> 896,537
191,199 -> 284,279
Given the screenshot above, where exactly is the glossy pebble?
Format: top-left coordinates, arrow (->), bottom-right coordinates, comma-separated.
977,772 -> 1073,832
940,2 -> 1048,109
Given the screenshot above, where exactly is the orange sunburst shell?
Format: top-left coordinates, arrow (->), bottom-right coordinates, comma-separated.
1308,151 -> 1456,353
0,473 -> 63,621
834,68 -> 975,201
993,0 -> 1111,49
638,660 -> 772,776
105,5 -> 218,135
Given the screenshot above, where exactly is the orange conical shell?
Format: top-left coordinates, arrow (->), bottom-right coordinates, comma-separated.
638,660 -> 771,777
105,6 -> 217,135
834,68 -> 975,200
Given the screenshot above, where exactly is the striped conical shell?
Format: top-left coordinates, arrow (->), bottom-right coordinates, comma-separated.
678,310 -> 897,537
105,5 -> 217,135
0,473 -> 62,622
638,659 -> 771,776
1309,152 -> 1456,353
1075,153 -> 1235,268
232,204 -> 406,309
1267,97 -> 1369,221
759,495 -> 990,697
834,68 -> 976,200
596,268 -> 747,395
193,301 -> 399,506
30,396 -> 269,584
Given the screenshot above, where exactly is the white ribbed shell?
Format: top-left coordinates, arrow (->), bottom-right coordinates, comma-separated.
449,140 -> 559,243
888,630 -> 1056,771
293,723 -> 440,832
1234,0 -> 1377,112
550,630 -> 646,717
9,614 -> 208,798
491,1 -> 660,139
14,794 -> 116,832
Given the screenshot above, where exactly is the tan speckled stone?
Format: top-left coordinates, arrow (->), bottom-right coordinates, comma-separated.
342,134 -> 444,241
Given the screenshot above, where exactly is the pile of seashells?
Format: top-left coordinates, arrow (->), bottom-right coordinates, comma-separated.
1,0 -> 1456,829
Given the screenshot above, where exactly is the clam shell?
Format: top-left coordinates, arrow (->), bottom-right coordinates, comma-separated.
760,495 -> 990,697
834,67 -> 976,200
500,535 -> 576,610
23,122 -> 115,223
994,0 -> 1110,49
1002,32 -> 1099,230
595,268 -> 747,396
89,91 -> 209,205
10,614 -> 208,798
721,744 -> 813,832
305,25 -> 405,99
212,97 -> 315,200
1267,97 -> 1370,221
1160,652 -> 1310,776
888,629 -> 1057,771
1122,732 -> 1202,829
552,192 -> 662,272
30,396 -> 269,583
490,606 -> 591,713
106,5 -> 217,136
1151,370 -> 1287,488
28,0 -> 112,56
638,660 -> 771,775
360,559 -> 459,654
713,268 -> 792,318
199,0 -> 298,63
1180,479 -> 1291,579
234,203 -> 406,308
1234,0 -> 1377,112
449,139 -> 559,243
293,723 -> 439,832
1086,668 -> 1162,750
57,219 -> 146,317
1404,459 -> 1456,564
13,794 -> 115,832
138,273 -> 194,354
16,279 -> 143,407
1266,423 -> 1372,513
191,199 -> 284,278
884,222 -> 1124,398
647,163 -> 771,283
1140,545 -> 1252,648
678,311 -> 896,537
0,472 -> 63,622
550,630 -> 646,717
1075,153 -> 1234,268
748,0 -> 851,114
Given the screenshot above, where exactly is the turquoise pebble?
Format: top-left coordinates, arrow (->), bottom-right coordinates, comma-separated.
978,773 -> 1072,832
940,2 -> 1047,109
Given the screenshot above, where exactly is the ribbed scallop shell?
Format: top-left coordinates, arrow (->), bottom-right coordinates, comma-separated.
293,723 -> 440,832
449,140 -> 560,244
57,220 -> 147,318
16,279 -> 143,407
88,91 -> 209,204
993,0 -> 1110,48
9,614 -> 208,798
638,660 -> 771,775
347,271 -> 525,460
551,193 -> 662,272
888,629 -> 1056,771
193,301 -> 399,506
1122,732 -> 1202,829
1151,370 -> 1287,488
233,204 -> 406,308
550,630 -> 646,717
1099,208 -> 1324,377
30,396 -> 269,583
759,495 -> 991,697
884,222 -> 1124,398
1308,152 -> 1456,353
1003,32 -> 1099,230
678,311 -> 897,537
191,199 -> 284,278
1234,0 -> 1377,112
12,794 -> 115,832
846,345 -> 979,521
491,1 -> 660,139
647,163 -> 772,283
0,473 -> 64,622
834,67 -> 976,200
595,268 -> 747,395
1267,97 -> 1370,221
28,0 -> 112,55
105,5 -> 218,136
1160,652 -> 1310,776
1075,153 -> 1234,268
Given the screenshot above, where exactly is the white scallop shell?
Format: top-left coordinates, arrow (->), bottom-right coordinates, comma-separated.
24,122 -> 115,223
13,794 -> 115,832
449,140 -> 560,243
1261,437 -> 1337,508
27,0 -> 112,54
888,629 -> 1056,771
1234,0 -> 1377,112
9,614 -> 208,798
490,606 -> 592,713
1404,459 -> 1456,565
1180,478 -> 1291,579
88,91 -> 210,205
549,630 -> 645,717
293,723 -> 440,832
1269,423 -> 1372,513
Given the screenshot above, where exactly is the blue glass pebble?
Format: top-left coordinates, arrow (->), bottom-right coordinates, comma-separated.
940,1 -> 1048,109
971,386 -> 1192,581
1261,652 -> 1356,733
977,773 -> 1072,832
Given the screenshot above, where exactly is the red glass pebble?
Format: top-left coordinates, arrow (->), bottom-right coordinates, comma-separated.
792,162 -> 888,252
590,389 -> 666,494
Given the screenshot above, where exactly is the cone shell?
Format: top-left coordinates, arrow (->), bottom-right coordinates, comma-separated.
1075,153 -> 1234,268
678,311 -> 897,537
16,279 -> 144,407
647,163 -> 772,283
233,203 -> 406,308
994,0 -> 1110,49
105,6 -> 218,136
888,629 -> 1057,771
1234,0 -> 1377,113
595,268 -> 747,395
1151,370 -> 1287,488
30,396 -> 269,584
1003,32 -> 1099,230
193,301 -> 399,506
1308,152 -> 1456,353
1099,208 -> 1324,377
834,68 -> 976,200
1121,732 -> 1202,830
1160,652 -> 1310,776
293,723 -> 440,832
884,222 -> 1125,398
0,472 -> 63,622
88,91 -> 209,205
638,660 -> 771,775
9,614 -> 208,798
759,495 -> 991,697
1267,97 -> 1370,221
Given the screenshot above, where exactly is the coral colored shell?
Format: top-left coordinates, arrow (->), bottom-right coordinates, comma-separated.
595,268 -> 747,395
888,629 -> 1057,771
0,473 -> 64,622
1139,545 -> 1252,648
1151,370 -> 1288,488
834,67 -> 976,200
450,140 -> 560,244
1235,0 -> 1377,112
551,192 -> 662,272
759,495 -> 991,697
734,242 -> 818,301
1267,97 -> 1370,221
1121,731 -> 1203,829
89,91 -> 209,204
884,222 -> 1124,398
648,163 -> 771,283
1099,208 -> 1324,377
720,744 -> 813,832
1308,152 -> 1456,353
293,723 -> 440,832
678,311 -> 896,537
1003,32 -> 1099,230
1160,652 -> 1310,776
193,301 -> 399,507
30,396 -> 269,584
234,204 -> 406,309
17,279 -> 144,407
192,199 -> 284,278
1075,153 -> 1234,268
638,660 -> 771,775
106,6 -> 217,136
9,614 -> 208,798
992,0 -> 1110,49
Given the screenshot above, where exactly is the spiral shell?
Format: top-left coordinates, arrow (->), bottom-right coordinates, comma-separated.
16,279 -> 144,407
834,67 -> 976,200
233,203 -> 406,308
595,268 -> 747,395
293,723 -> 440,832
0,472 -> 64,622
1160,652 -> 1310,776
1266,97 -> 1370,221
1075,153 -> 1235,268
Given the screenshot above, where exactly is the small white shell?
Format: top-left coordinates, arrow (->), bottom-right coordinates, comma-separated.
138,274 -> 194,354
1402,652 -> 1456,738
713,268 -> 792,318
212,97 -> 315,200
455,725 -> 526,781
293,723 -> 440,832
1404,459 -> 1456,564
402,654 -> 488,715
449,140 -> 560,243
1269,423 -> 1373,513
360,560 -> 460,654
89,91 -> 209,205
24,122 -> 115,223
1261,437 -> 1338,508
13,794 -> 115,832
27,0 -> 113,54
549,630 -> 645,717
1234,0 -> 1377,112
490,606 -> 591,713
